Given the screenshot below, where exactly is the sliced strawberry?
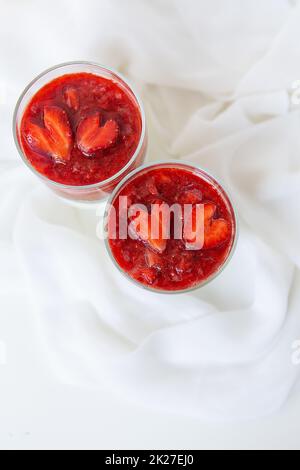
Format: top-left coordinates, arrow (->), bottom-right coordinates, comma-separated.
129,204 -> 167,254
24,122 -> 57,159
148,233 -> 167,254
76,113 -> 119,156
43,107 -> 73,162
24,106 -> 73,163
202,202 -> 231,249
184,202 -> 230,250
204,203 -> 217,223
204,218 -> 231,249
63,87 -> 80,111
145,249 -> 162,269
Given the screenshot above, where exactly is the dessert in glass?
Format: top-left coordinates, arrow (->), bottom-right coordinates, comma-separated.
13,62 -> 147,203
105,162 -> 237,293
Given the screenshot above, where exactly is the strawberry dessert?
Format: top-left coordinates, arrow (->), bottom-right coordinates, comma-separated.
17,70 -> 143,191
107,163 -> 237,292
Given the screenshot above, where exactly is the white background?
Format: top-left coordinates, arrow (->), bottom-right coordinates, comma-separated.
0,296 -> 300,450
1,0 -> 300,450
0,297 -> 300,450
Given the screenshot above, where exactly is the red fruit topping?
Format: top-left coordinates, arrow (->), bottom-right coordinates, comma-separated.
177,189 -> 203,205
24,106 -> 73,163
204,203 -> 217,222
24,123 -> 55,160
130,204 -> 167,254
155,173 -> 172,185
184,202 -> 230,249
204,217 -> 230,249
145,249 -> 162,269
76,113 -> 119,156
20,72 -> 143,186
137,267 -> 157,285
63,87 -> 80,111
145,177 -> 159,196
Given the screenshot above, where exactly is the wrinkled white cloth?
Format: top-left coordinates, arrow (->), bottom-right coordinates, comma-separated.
1,0 -> 300,420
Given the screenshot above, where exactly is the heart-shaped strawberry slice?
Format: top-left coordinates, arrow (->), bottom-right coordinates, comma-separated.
204,216 -> 230,249
76,113 -> 119,156
184,202 -> 230,250
24,106 -> 73,163
129,203 -> 168,254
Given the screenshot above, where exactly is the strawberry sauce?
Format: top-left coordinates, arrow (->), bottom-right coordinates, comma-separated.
108,166 -> 236,292
19,73 -> 142,186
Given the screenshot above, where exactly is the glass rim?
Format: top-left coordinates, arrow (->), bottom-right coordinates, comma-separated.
12,61 -> 147,191
104,160 -> 239,295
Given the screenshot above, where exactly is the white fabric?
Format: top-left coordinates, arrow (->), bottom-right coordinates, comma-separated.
1,0 -> 300,420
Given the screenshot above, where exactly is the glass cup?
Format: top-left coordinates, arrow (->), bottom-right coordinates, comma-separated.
13,61 -> 147,204
104,161 -> 238,294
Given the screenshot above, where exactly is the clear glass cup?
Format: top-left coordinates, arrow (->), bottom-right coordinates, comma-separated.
104,161 -> 238,294
13,61 -> 147,204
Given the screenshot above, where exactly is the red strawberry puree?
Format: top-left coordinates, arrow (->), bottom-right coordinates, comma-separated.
107,166 -> 236,292
19,73 -> 142,186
